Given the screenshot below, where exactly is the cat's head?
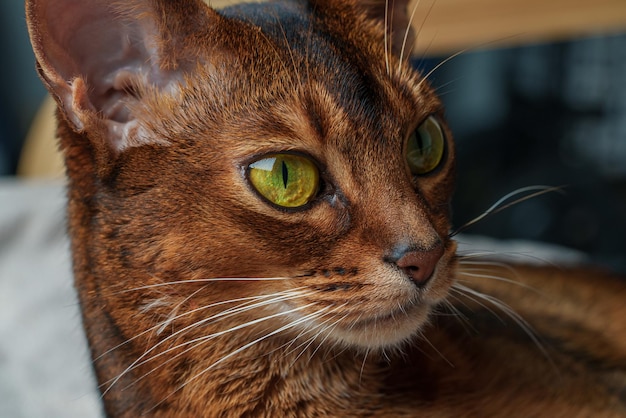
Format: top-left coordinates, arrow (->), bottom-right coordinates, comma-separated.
28,0 -> 456,350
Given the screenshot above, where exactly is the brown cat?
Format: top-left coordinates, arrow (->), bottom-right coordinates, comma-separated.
26,0 -> 626,416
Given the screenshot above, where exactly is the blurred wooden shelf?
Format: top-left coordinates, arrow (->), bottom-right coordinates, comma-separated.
408,0 -> 626,55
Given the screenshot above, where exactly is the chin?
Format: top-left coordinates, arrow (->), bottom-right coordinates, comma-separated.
328,303 -> 432,350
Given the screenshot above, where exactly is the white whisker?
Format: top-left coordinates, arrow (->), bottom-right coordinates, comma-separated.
359,347 -> 371,383
417,33 -> 523,89
451,283 -> 552,363
455,251 -> 499,260
417,330 -> 455,368
398,0 -> 419,68
101,289 -> 313,395
449,286 -> 506,324
416,48 -> 467,89
458,250 -> 565,268
283,305 -> 344,359
96,290 -> 306,364
269,306 -> 344,367
432,75 -> 463,95
457,269 -> 538,292
411,0 -> 438,59
147,302 -> 329,412
118,276 -> 294,294
302,308 -> 348,363
450,185 -> 564,237
118,299 -> 323,395
155,285 -> 208,335
457,270 -> 520,283
257,9 -> 302,96
436,299 -> 474,332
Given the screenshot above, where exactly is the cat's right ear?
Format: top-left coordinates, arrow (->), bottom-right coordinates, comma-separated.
312,0 -> 415,57
26,0 -> 219,155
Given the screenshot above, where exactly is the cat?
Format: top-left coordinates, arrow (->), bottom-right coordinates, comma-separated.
26,0 -> 626,416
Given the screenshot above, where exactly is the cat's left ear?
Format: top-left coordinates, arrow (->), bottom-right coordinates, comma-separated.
25,0 -> 220,155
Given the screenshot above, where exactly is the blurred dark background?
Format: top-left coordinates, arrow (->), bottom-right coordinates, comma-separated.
1,2 -> 624,273
419,34 -> 626,274
0,2 -> 47,175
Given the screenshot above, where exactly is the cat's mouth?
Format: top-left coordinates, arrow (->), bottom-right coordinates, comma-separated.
287,260 -> 454,349
330,301 -> 433,349
350,303 -> 422,328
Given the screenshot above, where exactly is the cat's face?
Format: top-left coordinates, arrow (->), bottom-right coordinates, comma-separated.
29,0 -> 456,350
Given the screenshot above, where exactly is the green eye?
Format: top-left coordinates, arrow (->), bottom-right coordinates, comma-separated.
248,154 -> 320,208
405,116 -> 445,175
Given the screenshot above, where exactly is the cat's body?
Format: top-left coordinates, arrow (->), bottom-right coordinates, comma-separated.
26,0 -> 626,416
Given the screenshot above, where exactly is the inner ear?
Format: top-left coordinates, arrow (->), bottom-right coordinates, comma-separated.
26,0 -> 217,153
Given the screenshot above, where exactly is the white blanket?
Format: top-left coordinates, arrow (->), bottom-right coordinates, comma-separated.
0,180 -> 102,418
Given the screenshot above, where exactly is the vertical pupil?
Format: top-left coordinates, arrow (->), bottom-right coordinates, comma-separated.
281,160 -> 289,189
416,133 -> 424,153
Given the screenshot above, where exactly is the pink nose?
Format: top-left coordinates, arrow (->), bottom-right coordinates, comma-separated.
393,244 -> 444,287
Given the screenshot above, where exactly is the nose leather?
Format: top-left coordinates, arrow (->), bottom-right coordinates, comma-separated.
393,243 -> 444,287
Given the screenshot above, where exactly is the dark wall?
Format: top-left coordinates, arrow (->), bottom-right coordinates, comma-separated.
419,34 -> 626,274
0,1 -> 47,175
